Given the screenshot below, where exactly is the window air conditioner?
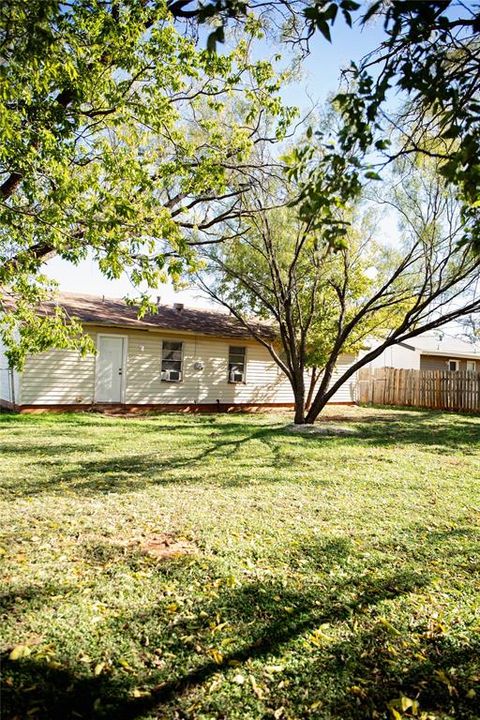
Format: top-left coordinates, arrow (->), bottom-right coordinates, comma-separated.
162,369 -> 181,381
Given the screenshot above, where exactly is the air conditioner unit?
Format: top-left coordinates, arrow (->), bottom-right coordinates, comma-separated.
230,370 -> 244,383
162,369 -> 181,382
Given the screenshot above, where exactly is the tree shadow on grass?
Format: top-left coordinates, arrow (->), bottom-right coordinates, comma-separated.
288,411 -> 480,453
1,572 -> 423,718
2,529 -> 479,720
0,582 -> 76,617
2,410 -> 479,498
3,425 -> 297,496
56,414 -> 480,491
0,442 -> 104,457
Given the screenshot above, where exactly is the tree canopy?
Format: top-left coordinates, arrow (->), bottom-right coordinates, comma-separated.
0,0 -> 295,365
2,0 -> 479,373
333,1 -> 480,253
203,152 -> 480,423
170,0 -> 480,252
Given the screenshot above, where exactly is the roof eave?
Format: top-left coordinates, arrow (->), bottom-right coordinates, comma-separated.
81,320 -> 275,343
419,349 -> 480,360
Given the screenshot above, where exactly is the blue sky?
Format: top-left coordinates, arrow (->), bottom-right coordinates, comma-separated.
278,16 -> 387,110
47,15 -> 389,307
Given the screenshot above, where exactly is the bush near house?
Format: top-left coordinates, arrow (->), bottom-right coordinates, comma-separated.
0,407 -> 479,720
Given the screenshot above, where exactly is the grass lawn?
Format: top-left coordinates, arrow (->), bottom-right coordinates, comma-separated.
1,406 -> 479,720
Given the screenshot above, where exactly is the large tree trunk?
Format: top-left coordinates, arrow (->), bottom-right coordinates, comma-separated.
293,400 -> 306,424
292,367 -> 306,424
305,367 -> 318,410
305,361 -> 336,424
305,392 -> 329,423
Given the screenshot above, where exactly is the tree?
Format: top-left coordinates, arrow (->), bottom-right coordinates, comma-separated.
201,153 -> 480,424
0,0 -> 294,366
332,1 -> 480,253
460,315 -> 480,346
174,0 -> 480,252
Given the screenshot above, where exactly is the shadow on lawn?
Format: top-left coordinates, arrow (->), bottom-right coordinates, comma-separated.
2,409 -> 479,497
2,529 -> 479,720
2,425 -> 294,496
302,411 -> 480,452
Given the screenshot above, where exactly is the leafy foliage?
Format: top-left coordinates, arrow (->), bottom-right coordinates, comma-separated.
203,148 -> 480,423
0,0 -> 294,366
332,2 -> 480,252
178,0 -> 480,254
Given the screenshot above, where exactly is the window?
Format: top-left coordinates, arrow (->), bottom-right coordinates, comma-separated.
228,346 -> 246,383
161,341 -> 183,382
448,359 -> 459,372
466,360 -> 476,372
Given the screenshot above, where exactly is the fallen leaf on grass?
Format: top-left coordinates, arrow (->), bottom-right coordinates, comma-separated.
378,617 -> 402,635
307,627 -> 333,647
9,645 -> 31,660
118,657 -> 134,671
207,648 -> 224,664
387,696 -> 420,718
250,675 -> 265,699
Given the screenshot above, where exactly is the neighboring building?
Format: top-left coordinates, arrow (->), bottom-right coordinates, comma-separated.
0,292 -> 357,412
365,333 -> 480,373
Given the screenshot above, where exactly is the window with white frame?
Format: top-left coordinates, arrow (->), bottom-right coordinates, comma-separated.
228,346 -> 246,383
466,360 -> 476,372
161,341 -> 183,382
448,359 -> 459,372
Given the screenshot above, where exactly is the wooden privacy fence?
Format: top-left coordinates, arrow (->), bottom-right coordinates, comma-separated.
357,367 -> 480,412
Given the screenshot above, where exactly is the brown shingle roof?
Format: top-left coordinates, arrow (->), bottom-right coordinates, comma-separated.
38,292 -> 276,340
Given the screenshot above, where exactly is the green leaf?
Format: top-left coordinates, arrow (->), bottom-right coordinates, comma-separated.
316,18 -> 332,42
361,1 -> 382,25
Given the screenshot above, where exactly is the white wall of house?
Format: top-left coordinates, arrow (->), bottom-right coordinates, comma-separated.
0,338 -> 20,406
361,342 -> 420,370
18,324 -> 358,406
21,347 -> 96,405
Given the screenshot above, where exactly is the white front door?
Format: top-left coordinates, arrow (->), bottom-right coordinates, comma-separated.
96,336 -> 125,403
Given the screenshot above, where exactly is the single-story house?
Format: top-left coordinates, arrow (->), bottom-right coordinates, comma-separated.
365,334 -> 480,373
0,292 -> 357,412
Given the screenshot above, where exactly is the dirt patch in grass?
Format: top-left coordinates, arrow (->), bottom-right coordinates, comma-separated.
137,534 -> 197,561
285,423 -> 357,436
319,411 -> 419,424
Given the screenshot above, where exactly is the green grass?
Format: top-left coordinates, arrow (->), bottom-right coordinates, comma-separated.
1,406 -> 479,720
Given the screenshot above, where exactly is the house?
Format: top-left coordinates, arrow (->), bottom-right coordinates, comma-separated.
0,292 -> 357,412
365,333 -> 480,373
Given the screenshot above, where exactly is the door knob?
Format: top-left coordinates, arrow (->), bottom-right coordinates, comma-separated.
118,369 -> 123,375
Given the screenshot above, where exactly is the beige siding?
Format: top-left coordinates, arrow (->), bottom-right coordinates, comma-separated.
420,354 -> 480,372
125,332 -> 293,404
21,348 -> 96,404
0,338 -> 11,402
126,332 -> 196,404
363,343 -> 420,370
20,325 -> 358,405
